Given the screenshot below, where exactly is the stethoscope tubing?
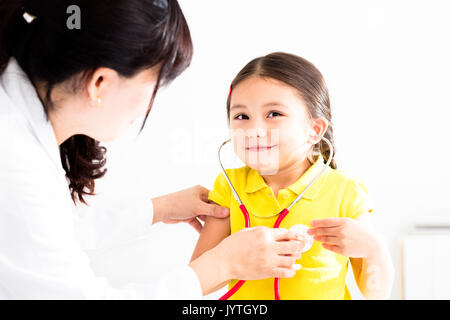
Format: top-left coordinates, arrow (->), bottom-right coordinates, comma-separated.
218,136 -> 333,300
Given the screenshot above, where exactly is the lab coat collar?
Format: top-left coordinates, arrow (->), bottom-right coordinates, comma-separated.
244,155 -> 330,200
0,58 -> 63,173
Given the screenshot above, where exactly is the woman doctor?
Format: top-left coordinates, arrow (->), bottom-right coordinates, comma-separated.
0,0 -> 305,299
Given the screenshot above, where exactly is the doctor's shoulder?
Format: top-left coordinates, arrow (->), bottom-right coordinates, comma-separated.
0,109 -> 29,151
0,110 -> 52,176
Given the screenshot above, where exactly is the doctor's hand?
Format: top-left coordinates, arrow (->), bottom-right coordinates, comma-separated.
189,226 -> 304,295
220,226 -> 304,280
152,185 -> 229,233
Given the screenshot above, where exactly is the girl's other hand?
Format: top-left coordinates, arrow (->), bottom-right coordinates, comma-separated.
307,217 -> 380,258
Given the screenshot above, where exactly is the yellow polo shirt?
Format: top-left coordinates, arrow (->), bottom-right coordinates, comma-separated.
208,156 -> 373,300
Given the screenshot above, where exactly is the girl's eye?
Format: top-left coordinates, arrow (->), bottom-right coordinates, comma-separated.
234,114 -> 249,120
268,111 -> 283,118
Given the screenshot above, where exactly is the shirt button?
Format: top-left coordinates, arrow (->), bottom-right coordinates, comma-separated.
282,194 -> 288,199
267,192 -> 272,197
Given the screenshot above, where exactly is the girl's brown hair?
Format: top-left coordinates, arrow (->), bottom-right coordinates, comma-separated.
226,52 -> 337,169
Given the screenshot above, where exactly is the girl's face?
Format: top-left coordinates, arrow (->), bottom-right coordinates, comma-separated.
229,76 -> 319,175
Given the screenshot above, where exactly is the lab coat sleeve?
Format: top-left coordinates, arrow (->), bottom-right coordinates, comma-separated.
0,155 -> 202,299
73,195 -> 156,251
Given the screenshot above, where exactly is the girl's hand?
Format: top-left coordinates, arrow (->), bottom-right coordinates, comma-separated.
307,217 -> 379,258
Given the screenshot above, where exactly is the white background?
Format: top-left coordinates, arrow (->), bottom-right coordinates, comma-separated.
80,0 -> 450,299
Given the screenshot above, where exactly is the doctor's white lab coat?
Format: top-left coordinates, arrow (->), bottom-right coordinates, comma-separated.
0,58 -> 202,299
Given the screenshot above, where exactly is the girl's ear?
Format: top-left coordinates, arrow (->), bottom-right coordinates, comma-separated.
308,117 -> 329,144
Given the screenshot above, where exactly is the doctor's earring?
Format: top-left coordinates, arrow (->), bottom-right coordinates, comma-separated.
92,97 -> 102,106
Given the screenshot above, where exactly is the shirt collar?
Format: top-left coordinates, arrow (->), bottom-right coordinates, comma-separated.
245,156 -> 330,200
0,58 -> 63,173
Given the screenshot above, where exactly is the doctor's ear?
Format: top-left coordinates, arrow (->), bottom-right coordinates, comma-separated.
86,67 -> 119,107
307,117 -> 329,144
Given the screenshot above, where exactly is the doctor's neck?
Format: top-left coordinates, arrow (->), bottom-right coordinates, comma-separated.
35,81 -> 89,146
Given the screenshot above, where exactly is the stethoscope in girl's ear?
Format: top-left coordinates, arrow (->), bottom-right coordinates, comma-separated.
217,131 -> 334,300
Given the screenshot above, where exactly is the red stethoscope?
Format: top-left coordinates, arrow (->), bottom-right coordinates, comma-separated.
217,135 -> 333,300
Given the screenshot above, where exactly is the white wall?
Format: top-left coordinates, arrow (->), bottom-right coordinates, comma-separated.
82,0 -> 450,299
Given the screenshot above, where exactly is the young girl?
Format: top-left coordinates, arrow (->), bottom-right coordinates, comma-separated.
191,52 -> 394,300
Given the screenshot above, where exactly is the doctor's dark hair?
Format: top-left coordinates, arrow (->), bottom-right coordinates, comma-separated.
226,52 -> 337,169
0,0 -> 193,205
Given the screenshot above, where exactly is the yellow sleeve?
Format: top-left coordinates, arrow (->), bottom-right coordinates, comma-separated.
340,177 -> 374,219
208,171 -> 232,208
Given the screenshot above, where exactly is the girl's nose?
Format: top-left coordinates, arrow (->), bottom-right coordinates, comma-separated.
256,128 -> 267,138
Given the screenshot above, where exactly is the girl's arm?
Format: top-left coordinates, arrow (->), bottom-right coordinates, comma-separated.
190,211 -> 231,292
308,214 -> 395,300
349,214 -> 395,300
191,216 -> 231,262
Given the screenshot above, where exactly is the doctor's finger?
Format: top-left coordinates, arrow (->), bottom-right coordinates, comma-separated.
271,267 -> 299,279
276,256 -> 299,268
271,228 -> 300,241
280,251 -> 303,259
196,201 -> 229,219
188,218 -> 203,233
274,240 -> 305,255
196,185 -> 210,202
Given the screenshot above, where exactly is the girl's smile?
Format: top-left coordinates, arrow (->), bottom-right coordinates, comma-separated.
245,144 -> 278,152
